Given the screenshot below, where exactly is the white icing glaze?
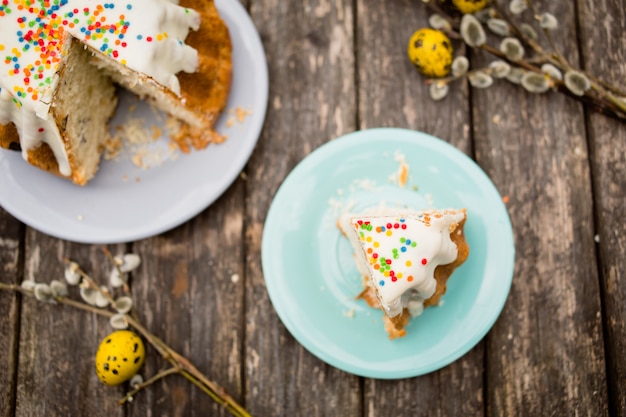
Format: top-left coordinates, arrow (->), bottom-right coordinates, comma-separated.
0,0 -> 200,177
345,209 -> 465,317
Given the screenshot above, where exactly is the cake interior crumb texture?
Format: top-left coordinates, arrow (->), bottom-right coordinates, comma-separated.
53,41 -> 118,185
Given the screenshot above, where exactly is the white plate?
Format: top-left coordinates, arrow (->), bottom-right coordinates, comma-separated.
0,0 -> 268,244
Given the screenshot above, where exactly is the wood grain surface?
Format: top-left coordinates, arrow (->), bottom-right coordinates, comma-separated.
472,1 -> 608,415
245,1 -> 361,415
0,0 -> 624,416
0,208 -> 22,417
577,0 -> 626,415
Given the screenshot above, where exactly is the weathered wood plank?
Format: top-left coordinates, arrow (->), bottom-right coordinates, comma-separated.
357,1 -> 483,416
577,0 -> 626,415
129,182 -> 246,417
245,0 -> 361,416
471,1 -> 608,415
0,208 -> 23,417
14,233 -> 124,416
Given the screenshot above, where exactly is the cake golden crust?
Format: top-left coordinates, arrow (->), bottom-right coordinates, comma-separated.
0,123 -> 65,179
175,0 -> 233,151
0,123 -> 19,150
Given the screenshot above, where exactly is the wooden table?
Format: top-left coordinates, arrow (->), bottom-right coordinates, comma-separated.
1,0 -> 625,416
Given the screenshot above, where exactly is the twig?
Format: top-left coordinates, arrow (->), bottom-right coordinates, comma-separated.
126,316 -> 251,417
0,281 -> 251,417
425,0 -> 626,122
490,0 -> 626,116
119,366 -> 180,405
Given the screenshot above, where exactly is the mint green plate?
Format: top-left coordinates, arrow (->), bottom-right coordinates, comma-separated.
261,128 -> 514,379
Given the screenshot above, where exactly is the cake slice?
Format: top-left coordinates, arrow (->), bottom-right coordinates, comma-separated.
339,208 -> 469,339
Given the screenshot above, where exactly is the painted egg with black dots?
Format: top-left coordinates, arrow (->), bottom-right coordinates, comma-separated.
452,0 -> 488,14
407,28 -> 453,78
95,330 -> 145,386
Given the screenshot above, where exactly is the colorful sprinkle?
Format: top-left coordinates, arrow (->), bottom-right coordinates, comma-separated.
0,0 -> 194,104
352,210 -> 464,293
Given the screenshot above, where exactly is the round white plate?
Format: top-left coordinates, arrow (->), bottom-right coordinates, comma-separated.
262,128 -> 515,379
0,0 -> 268,244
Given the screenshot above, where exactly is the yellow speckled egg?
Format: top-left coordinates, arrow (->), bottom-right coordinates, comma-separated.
407,28 -> 453,78
95,330 -> 145,386
452,0 -> 488,14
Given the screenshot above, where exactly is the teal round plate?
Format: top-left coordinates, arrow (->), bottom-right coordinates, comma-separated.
261,127 -> 515,379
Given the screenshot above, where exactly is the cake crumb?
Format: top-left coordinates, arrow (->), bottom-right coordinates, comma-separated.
342,308 -> 355,318
351,178 -> 377,191
131,152 -> 144,168
237,107 -> 252,122
103,135 -> 123,160
109,116 -> 181,169
151,125 -> 162,139
390,150 -> 409,188
225,107 -> 253,128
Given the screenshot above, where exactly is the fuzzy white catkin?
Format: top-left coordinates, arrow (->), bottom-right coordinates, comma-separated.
429,14 -> 450,30
429,82 -> 449,101
64,262 -> 81,285
452,56 -> 469,77
80,287 -> 98,306
509,0 -> 528,15
460,14 -> 486,47
110,268 -> 125,288
50,280 -> 69,297
475,7 -> 495,23
119,254 -> 141,273
506,67 -> 525,84
539,13 -> 558,30
21,280 -> 36,291
34,283 -> 53,302
500,37 -> 525,61
129,374 -> 144,388
487,18 -> 510,36
520,23 -> 538,41
110,313 -> 129,330
521,72 -> 550,93
564,70 -> 591,96
469,71 -> 494,88
541,63 -> 563,80
94,287 -> 110,308
114,296 -> 134,314
490,60 -> 511,78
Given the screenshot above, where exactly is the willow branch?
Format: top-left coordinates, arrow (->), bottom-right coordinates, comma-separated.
0,282 -> 251,417
428,2 -> 626,121
119,366 -> 181,405
491,0 -> 626,112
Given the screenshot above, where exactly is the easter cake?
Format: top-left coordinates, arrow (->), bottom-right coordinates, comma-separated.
339,208 -> 469,339
0,0 -> 231,185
